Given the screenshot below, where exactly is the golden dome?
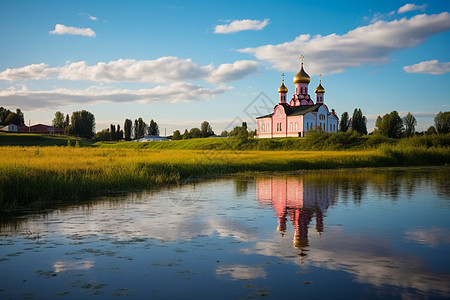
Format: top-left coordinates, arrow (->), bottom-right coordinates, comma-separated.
293,64 -> 310,84
315,82 -> 325,94
278,82 -> 288,93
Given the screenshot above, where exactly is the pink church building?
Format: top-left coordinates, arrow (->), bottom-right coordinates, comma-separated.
257,57 -> 339,138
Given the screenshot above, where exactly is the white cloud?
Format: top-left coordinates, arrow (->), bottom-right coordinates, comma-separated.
215,19 -> 269,34
0,83 -> 232,111
239,12 -> 450,75
403,59 -> 450,74
398,3 -> 428,14
0,63 -> 57,81
49,24 -> 96,37
89,15 -> 98,21
0,57 -> 259,83
207,60 -> 259,83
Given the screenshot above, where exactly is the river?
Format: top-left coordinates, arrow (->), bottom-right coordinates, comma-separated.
1,168 -> 449,299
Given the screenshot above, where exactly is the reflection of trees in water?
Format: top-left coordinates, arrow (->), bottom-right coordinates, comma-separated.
325,168 -> 450,204
234,179 -> 250,196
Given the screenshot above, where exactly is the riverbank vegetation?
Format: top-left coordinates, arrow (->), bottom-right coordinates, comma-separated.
0,140 -> 449,209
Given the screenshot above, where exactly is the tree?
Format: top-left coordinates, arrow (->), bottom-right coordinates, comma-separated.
0,107 -> 10,125
148,119 -> 159,136
434,111 -> 450,134
15,109 -> 25,126
189,127 -> 202,139
52,111 -> 65,129
182,129 -> 189,139
110,124 -> 116,141
375,111 -> 404,139
221,130 -> 229,137
64,114 -> 70,128
133,118 -> 147,139
339,112 -> 350,132
172,130 -> 182,140
200,121 -> 214,138
426,125 -> 437,135
116,124 -> 123,140
5,112 -> 21,125
350,108 -> 367,135
71,110 -> 95,139
95,129 -> 111,141
124,119 -> 132,141
403,112 -> 417,138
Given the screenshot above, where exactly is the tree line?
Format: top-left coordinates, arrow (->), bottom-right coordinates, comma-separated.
95,118 -> 159,141
0,107 -> 25,126
339,109 -> 450,138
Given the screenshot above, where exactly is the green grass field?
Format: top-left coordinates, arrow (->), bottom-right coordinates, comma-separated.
1,132 -> 449,210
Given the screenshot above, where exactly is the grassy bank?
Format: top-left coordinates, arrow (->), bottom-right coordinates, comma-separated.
0,133 -> 93,147
0,145 -> 449,210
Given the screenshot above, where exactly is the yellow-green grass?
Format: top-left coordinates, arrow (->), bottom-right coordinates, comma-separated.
0,145 -> 449,209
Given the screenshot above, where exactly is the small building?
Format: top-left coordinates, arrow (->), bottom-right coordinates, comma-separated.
0,124 -> 18,132
136,135 -> 170,142
256,56 -> 339,138
0,123 -> 63,134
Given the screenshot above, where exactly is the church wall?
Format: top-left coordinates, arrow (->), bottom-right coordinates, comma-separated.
271,105 -> 287,138
257,118 -> 272,138
303,113 -> 316,136
317,106 -> 328,131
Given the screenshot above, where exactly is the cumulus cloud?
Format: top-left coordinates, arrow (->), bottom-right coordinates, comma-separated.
0,83 -> 232,110
398,3 -> 428,14
239,12 -> 450,75
0,57 -> 259,83
0,63 -> 57,81
49,24 -> 96,37
403,59 -> 450,74
207,60 -> 259,83
215,19 -> 269,34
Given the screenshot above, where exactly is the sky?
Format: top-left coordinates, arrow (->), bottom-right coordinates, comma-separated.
0,0 -> 449,134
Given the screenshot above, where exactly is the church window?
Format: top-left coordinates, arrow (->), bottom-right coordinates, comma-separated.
290,122 -> 293,131
295,122 -> 298,131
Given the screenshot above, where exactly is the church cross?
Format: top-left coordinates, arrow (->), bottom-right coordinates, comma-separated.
319,73 -> 322,82
281,73 -> 285,83
300,55 -> 304,65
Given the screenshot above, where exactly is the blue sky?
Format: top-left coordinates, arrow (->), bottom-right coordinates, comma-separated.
0,0 -> 449,134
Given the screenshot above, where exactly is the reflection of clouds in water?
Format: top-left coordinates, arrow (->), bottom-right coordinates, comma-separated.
216,265 -> 267,280
405,227 -> 450,247
10,183 -> 255,243
242,227 -> 450,297
208,219 -> 256,242
54,260 -> 94,272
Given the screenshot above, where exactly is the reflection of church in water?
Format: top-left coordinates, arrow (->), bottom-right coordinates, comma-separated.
257,177 -> 337,252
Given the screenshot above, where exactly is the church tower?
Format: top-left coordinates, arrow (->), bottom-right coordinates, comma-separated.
315,74 -> 325,104
278,73 -> 288,104
293,55 -> 310,98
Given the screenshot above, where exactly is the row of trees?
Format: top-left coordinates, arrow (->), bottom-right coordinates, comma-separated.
339,108 -> 368,135
374,111 -> 450,138
0,107 -> 25,126
339,109 -> 450,139
96,118 -> 160,141
172,121 -> 215,140
53,110 -> 95,139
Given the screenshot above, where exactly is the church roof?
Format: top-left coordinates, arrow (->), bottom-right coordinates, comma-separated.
256,104 -> 321,119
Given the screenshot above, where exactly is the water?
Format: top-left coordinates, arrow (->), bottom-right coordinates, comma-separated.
1,168 -> 449,299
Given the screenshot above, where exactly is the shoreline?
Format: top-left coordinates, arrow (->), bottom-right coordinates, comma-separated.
0,146 -> 449,211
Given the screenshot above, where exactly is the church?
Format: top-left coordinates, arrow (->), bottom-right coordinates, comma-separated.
256,56 -> 339,138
